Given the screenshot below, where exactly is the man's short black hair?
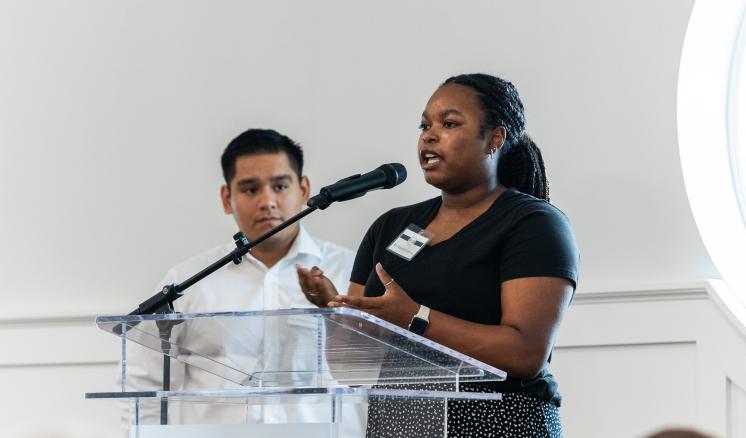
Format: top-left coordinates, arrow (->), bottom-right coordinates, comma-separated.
220,129 -> 304,185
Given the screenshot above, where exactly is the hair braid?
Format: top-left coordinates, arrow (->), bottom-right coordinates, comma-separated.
443,73 -> 550,200
498,134 -> 550,201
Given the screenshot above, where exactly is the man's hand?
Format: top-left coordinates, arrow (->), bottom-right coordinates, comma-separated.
295,264 -> 338,307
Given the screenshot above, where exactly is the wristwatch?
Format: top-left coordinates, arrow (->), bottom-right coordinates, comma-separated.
408,305 -> 430,336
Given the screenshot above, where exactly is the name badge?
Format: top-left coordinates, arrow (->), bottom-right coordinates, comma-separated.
386,224 -> 432,261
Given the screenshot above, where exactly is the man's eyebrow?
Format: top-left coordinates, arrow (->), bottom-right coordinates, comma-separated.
235,177 -> 259,186
235,175 -> 293,186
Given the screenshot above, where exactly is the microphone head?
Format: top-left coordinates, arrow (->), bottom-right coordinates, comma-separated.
379,163 -> 407,188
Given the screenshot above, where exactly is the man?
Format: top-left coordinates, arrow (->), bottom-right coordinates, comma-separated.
122,129 -> 357,429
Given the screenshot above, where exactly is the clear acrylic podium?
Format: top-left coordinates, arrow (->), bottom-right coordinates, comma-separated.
86,308 -> 506,437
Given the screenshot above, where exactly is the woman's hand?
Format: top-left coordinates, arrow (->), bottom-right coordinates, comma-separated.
329,263 -> 420,329
295,264 -> 338,307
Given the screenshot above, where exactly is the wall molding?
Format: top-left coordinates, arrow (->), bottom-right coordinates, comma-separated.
0,361 -> 118,369
554,340 -> 696,350
572,286 -> 709,305
0,308 -> 125,326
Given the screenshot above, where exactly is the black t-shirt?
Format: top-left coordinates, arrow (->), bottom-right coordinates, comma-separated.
350,188 -> 579,404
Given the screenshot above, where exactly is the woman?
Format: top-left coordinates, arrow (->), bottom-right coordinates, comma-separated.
297,73 -> 579,437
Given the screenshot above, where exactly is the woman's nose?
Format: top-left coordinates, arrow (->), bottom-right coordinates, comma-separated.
421,129 -> 438,144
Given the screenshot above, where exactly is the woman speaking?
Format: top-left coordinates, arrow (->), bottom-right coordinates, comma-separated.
298,73 -> 579,437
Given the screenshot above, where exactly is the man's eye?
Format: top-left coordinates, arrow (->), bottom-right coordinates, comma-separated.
274,184 -> 289,191
242,187 -> 257,194
418,122 -> 430,131
443,121 -> 458,128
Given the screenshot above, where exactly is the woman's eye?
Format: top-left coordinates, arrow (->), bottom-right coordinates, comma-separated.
443,121 -> 458,128
418,122 -> 430,131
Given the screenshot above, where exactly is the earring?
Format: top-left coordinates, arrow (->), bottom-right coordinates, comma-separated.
489,146 -> 497,159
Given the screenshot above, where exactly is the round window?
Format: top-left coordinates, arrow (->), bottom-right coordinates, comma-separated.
679,1 -> 746,327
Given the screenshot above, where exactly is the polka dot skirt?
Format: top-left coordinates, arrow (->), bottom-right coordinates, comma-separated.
365,387 -> 562,438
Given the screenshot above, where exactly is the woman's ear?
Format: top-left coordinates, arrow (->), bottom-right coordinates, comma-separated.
490,126 -> 507,152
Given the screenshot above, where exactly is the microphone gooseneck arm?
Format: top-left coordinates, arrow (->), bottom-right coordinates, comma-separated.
128,205 -> 318,315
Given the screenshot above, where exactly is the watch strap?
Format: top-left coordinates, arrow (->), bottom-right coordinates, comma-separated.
408,305 -> 430,335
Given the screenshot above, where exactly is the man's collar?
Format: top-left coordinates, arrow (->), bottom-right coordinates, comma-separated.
285,225 -> 323,262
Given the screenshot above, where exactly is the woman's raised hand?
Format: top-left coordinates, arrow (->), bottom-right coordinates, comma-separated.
329,263 -> 419,329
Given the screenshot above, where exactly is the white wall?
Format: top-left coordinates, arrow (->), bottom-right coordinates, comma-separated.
0,0 -> 715,315
553,282 -> 746,438
0,0 -> 738,436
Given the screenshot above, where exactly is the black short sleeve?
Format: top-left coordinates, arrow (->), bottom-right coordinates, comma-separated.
499,208 -> 579,288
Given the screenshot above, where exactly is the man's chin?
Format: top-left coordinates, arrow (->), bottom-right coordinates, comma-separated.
244,222 -> 295,241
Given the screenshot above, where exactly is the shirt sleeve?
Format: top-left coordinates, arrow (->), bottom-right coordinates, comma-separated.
498,207 -> 579,288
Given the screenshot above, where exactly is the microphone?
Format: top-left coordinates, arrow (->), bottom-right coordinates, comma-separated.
307,163 -> 407,209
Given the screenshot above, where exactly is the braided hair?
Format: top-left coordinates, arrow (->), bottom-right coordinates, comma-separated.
443,74 -> 550,201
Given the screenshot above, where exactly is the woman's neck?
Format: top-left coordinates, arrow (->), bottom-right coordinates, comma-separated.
440,184 -> 507,214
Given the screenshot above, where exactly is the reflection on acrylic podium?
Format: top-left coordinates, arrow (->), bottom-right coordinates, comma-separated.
86,308 -> 506,438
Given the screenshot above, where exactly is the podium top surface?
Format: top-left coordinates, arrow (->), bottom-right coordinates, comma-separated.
98,307 -> 506,388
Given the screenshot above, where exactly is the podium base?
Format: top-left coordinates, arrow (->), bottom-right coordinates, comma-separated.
133,423 -> 334,438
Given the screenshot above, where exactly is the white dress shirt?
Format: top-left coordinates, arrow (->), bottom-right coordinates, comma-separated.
122,226 -> 362,432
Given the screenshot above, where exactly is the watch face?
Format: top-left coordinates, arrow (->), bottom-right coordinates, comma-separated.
409,317 -> 428,336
